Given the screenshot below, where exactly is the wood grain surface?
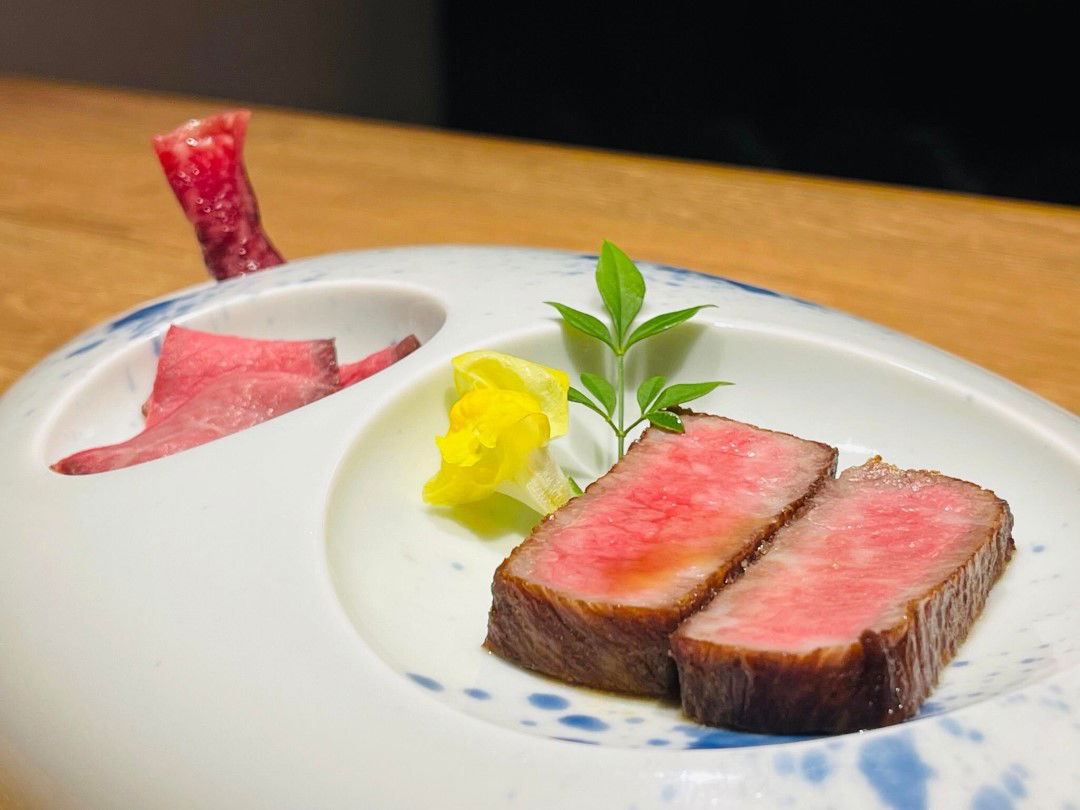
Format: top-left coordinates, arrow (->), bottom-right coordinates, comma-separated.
1,76 -> 1077,414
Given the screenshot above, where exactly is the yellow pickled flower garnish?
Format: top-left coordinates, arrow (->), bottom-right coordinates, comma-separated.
423,351 -> 572,515
451,351 -> 570,438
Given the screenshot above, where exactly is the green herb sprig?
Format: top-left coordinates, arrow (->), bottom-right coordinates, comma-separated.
547,241 -> 732,458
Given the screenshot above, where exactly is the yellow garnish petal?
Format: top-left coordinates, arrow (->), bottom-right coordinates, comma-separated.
452,350 -> 570,438
424,353 -> 573,514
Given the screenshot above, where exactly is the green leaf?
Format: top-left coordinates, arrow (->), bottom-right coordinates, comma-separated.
652,381 -> 733,412
595,241 -> 645,345
636,375 -> 666,413
646,410 -> 684,432
567,386 -> 609,419
568,476 -> 583,496
624,305 -> 716,349
580,372 -> 617,416
545,301 -> 615,349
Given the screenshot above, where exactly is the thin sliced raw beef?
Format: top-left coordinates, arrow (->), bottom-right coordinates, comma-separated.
143,325 -> 338,427
484,414 -> 837,696
153,110 -> 284,280
52,370 -> 336,475
339,334 -> 421,387
671,457 -> 1014,734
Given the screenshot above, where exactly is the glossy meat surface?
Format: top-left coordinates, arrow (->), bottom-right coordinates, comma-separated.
508,415 -> 836,608
153,110 -> 283,280
339,334 -> 420,387
672,458 -> 1014,732
679,459 -> 1008,650
143,325 -> 338,426
52,370 -> 335,474
485,414 -> 837,695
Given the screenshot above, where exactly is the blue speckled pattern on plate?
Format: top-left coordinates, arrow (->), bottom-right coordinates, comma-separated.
0,247 -> 1077,809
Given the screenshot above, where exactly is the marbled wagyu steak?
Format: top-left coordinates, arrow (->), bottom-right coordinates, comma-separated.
671,458 -> 1014,734
484,414 -> 838,696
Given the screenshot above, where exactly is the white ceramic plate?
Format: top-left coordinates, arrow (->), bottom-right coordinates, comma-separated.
1,247 -> 1077,809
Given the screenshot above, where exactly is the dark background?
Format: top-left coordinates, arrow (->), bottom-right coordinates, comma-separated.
444,3 -> 1078,205
3,1 -> 1076,205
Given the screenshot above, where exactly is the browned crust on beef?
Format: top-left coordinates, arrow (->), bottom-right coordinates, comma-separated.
483,416 -> 838,697
671,483 -> 1015,733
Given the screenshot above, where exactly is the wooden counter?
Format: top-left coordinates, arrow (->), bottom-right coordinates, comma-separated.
1,76 -> 1077,413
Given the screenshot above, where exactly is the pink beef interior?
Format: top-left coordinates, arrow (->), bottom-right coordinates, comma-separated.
144,325 -> 338,426
338,334 -> 421,387
52,369 -> 336,475
507,415 -> 835,608
679,459 -> 1006,652
52,326 -> 424,474
152,110 -> 284,280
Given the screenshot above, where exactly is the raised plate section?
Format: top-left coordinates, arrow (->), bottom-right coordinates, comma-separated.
324,323 -> 1078,749
42,280 -> 446,466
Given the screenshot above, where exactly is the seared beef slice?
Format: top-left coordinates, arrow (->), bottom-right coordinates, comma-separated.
672,458 -> 1014,733
484,415 -> 837,696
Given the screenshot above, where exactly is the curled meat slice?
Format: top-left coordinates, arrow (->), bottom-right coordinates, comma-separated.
153,110 -> 284,280
52,370 -> 336,475
339,334 -> 421,387
142,325 -> 338,427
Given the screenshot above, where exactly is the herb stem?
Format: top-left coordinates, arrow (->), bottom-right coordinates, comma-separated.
601,412 -> 620,435
615,349 -> 626,458
550,241 -> 724,461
